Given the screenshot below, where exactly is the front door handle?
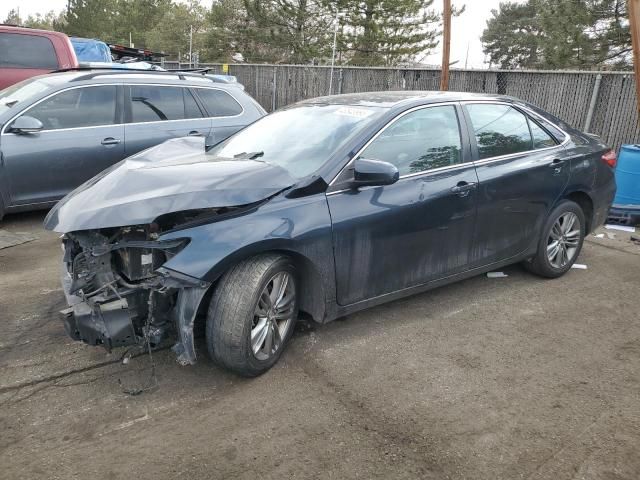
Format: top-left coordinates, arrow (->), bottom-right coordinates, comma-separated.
101,137 -> 121,146
451,181 -> 477,197
549,158 -> 565,175
188,130 -> 203,137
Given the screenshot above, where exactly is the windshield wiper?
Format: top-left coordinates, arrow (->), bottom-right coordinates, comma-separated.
233,151 -> 264,160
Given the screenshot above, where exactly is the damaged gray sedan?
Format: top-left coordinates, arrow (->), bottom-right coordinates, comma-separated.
45,92 -> 615,376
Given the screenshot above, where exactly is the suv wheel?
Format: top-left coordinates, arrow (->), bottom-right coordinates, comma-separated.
206,254 -> 298,377
524,200 -> 585,278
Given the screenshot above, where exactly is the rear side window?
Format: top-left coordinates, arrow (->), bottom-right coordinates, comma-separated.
25,86 -> 117,130
529,120 -> 557,149
0,33 -> 58,69
129,86 -> 202,122
184,89 -> 203,119
466,104 -> 532,159
195,88 -> 243,117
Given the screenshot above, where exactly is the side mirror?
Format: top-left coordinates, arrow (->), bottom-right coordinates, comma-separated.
10,116 -> 43,135
352,158 -> 399,188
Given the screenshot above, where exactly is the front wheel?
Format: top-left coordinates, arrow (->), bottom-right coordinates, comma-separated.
524,200 -> 585,278
206,254 -> 298,377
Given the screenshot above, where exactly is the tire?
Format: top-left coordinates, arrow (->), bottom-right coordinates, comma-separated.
206,254 -> 298,377
524,199 -> 586,278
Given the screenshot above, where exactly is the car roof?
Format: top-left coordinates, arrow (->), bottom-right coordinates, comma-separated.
0,24 -> 71,38
299,90 -> 514,108
26,69 -> 243,90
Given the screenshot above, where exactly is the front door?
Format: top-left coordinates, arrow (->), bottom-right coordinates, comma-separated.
461,102 -> 571,266
327,104 -> 478,306
1,85 -> 125,205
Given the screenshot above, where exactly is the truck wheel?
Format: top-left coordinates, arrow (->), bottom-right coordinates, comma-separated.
206,254 -> 298,377
523,200 -> 585,278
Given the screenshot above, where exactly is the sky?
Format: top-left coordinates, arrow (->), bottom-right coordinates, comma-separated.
0,0 -> 517,68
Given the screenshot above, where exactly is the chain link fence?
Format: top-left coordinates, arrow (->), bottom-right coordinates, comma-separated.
164,62 -> 639,151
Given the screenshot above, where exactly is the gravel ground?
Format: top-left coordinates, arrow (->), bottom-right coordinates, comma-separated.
1,212 -> 639,480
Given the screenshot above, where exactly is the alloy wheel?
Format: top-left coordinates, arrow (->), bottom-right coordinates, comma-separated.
251,271 -> 296,361
547,212 -> 581,269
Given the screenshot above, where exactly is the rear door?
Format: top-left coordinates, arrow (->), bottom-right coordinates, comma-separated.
461,102 -> 571,266
327,104 -> 478,305
123,84 -> 212,155
192,87 -> 248,145
1,85 -> 125,205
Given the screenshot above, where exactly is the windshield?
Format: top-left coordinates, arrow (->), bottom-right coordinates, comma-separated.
0,78 -> 55,116
208,104 -> 383,178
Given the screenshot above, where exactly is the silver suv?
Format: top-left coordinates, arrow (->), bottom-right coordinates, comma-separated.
0,69 -> 266,220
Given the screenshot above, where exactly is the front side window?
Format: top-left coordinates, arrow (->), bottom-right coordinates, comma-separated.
24,86 -> 117,130
195,88 -> 243,117
0,33 -> 58,69
360,106 -> 463,176
130,86 -> 189,122
466,104 -> 533,159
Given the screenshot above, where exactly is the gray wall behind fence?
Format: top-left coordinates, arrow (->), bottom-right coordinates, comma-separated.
166,62 -> 639,151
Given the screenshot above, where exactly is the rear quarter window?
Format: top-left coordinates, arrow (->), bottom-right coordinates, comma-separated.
0,33 -> 58,69
195,88 -> 243,117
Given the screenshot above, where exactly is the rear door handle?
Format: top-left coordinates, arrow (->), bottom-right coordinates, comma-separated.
451,181 -> 477,197
101,137 -> 121,146
549,158 -> 565,174
188,130 -> 203,137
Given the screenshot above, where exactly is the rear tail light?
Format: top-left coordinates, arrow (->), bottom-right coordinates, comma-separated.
601,150 -> 617,168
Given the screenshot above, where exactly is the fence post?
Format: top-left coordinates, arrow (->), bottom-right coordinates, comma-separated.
271,66 -> 277,111
583,73 -> 602,133
338,68 -> 344,94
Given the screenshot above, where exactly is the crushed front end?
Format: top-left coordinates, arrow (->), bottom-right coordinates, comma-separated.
60,224 -> 210,364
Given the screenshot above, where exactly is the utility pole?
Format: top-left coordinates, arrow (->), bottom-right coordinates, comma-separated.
629,0 -> 640,111
440,0 -> 452,91
189,25 -> 193,69
464,42 -> 470,69
328,10 -> 339,95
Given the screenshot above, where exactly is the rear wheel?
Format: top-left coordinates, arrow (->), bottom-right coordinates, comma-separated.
206,254 -> 298,377
524,200 -> 585,278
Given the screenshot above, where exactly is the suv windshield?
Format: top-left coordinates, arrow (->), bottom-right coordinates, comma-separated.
0,78 -> 56,116
208,104 -> 382,178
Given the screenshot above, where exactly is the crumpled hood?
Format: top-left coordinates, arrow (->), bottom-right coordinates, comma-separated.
44,137 -> 295,232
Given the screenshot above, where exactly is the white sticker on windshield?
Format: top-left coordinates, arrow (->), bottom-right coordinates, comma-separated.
334,107 -> 374,118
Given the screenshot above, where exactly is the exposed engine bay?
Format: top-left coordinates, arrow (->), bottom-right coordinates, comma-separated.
56,209 -> 253,364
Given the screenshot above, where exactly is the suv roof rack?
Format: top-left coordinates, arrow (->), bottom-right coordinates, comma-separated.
52,67 -> 220,83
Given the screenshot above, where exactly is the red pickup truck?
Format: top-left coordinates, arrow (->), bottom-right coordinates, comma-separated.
0,25 -> 78,90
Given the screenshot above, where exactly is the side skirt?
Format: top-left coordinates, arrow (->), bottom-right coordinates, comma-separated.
323,249 -> 537,322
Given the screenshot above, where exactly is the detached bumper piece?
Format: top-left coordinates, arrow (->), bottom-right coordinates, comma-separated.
608,204 -> 640,226
61,298 -> 137,351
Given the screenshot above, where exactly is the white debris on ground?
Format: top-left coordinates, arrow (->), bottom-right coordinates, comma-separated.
571,264 -> 588,270
487,272 -> 508,278
605,224 -> 636,233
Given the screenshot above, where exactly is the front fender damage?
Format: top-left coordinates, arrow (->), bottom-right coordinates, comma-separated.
171,285 -> 210,365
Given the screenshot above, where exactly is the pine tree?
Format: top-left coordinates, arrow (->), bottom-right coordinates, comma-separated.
337,0 -> 441,66
481,0 -> 632,70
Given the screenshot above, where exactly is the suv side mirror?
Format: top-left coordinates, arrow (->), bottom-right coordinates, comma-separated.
352,158 -> 399,188
10,116 -> 43,135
